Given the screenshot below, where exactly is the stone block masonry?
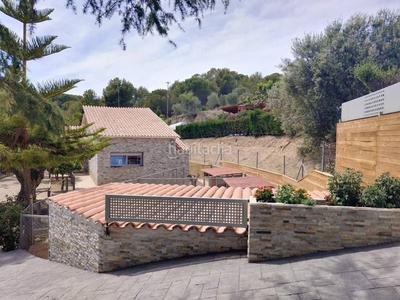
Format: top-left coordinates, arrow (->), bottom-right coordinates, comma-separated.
48,201 -> 103,272
89,137 -> 189,185
48,201 -> 247,273
248,203 -> 400,262
101,224 -> 247,272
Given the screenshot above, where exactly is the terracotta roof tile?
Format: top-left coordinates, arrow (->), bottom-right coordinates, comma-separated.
201,167 -> 243,177
49,183 -> 250,235
176,138 -> 189,151
82,106 -> 180,138
224,176 -> 275,189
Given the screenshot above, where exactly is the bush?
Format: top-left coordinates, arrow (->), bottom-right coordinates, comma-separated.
360,185 -> 387,208
255,186 -> 274,203
360,173 -> 400,208
327,169 -> 363,206
275,184 -> 314,205
0,196 -> 24,251
175,109 -> 283,139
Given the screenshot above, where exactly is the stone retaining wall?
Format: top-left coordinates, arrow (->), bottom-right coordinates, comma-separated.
101,224 -> 247,272
48,201 -> 103,272
49,201 -> 247,272
248,203 -> 400,262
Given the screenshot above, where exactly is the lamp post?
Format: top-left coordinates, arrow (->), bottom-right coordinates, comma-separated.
166,81 -> 170,117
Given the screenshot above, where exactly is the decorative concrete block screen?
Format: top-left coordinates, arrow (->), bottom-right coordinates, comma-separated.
105,194 -> 248,227
248,203 -> 400,262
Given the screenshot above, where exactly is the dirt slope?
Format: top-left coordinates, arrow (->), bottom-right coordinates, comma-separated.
183,136 -> 320,179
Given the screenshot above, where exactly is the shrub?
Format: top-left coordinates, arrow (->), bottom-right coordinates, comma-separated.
175,109 -> 283,139
360,185 -> 387,208
275,184 -> 295,204
360,173 -> 400,208
255,186 -> 274,203
327,169 -> 363,206
0,196 -> 24,251
275,184 -> 314,206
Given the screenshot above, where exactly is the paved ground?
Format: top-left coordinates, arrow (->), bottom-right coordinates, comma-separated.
2,243 -> 400,300
0,173 -> 96,202
0,175 -> 20,202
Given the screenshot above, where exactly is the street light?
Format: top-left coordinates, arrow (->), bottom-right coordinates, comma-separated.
166,81 -> 170,117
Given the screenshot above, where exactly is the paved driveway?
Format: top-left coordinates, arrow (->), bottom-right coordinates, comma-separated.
1,243 -> 400,300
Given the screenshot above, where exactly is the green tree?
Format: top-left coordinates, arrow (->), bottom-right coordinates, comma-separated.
207,68 -> 243,95
136,89 -> 168,116
240,72 -> 263,94
82,89 -> 105,106
172,92 -> 201,115
0,1 -> 109,206
206,92 -> 220,109
103,77 -> 135,107
172,75 -> 217,105
62,99 -> 84,125
280,9 -> 400,152
132,86 -> 149,106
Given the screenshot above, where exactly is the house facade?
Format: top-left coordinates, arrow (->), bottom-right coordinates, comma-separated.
82,106 -> 189,185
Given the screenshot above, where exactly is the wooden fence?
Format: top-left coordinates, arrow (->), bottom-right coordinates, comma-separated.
220,161 -> 330,191
336,111 -> 400,184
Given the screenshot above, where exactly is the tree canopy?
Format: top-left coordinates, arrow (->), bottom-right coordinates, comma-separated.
276,9 -> 400,154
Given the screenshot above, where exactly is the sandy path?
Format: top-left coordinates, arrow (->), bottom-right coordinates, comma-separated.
0,175 -> 20,202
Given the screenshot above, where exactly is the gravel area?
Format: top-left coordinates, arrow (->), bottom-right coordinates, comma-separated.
0,174 -> 20,202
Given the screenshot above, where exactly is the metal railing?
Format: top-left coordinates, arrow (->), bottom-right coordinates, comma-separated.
105,194 -> 248,228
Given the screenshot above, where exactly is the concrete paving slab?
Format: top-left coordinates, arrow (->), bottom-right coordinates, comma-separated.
2,243 -> 400,299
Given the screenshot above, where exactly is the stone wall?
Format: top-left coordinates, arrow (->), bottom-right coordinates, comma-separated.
88,154 -> 98,185
48,201 -> 247,273
248,203 -> 400,262
91,137 -> 189,185
48,201 -> 103,272
100,225 -> 247,272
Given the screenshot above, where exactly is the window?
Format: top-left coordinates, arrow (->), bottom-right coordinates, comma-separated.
110,153 -> 143,167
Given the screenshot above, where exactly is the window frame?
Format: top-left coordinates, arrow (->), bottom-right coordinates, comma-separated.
110,153 -> 143,167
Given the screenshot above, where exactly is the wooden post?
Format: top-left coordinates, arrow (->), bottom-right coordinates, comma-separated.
237,150 -> 240,164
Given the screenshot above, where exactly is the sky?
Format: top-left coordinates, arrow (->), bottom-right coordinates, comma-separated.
2,0 -> 400,96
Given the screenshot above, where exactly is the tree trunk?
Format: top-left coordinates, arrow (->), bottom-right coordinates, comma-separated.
14,167 -> 46,207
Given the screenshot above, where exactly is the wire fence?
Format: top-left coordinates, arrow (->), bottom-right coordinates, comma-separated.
20,200 -> 49,251
189,143 -> 336,179
20,214 -> 48,251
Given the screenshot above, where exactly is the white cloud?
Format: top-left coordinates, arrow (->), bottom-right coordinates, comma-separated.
2,0 -> 399,96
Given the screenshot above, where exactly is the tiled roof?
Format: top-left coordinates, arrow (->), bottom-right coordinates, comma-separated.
201,167 -> 243,177
176,138 -> 189,151
49,183 -> 250,235
223,176 -> 275,189
82,106 -> 180,138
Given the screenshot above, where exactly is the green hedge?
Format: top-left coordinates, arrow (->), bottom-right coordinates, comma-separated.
176,109 -> 283,139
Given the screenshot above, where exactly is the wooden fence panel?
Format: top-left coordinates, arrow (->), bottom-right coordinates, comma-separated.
336,111 -> 400,184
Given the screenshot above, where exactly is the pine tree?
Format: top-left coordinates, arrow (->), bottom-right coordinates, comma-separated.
0,0 -> 109,206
